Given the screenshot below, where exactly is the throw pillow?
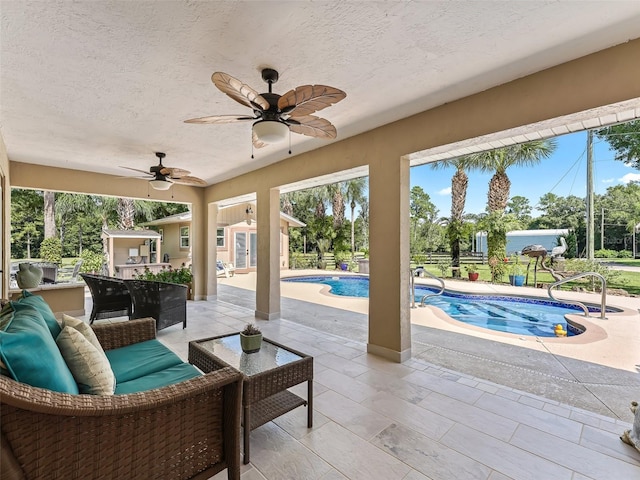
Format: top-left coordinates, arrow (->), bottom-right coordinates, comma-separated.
0,304 -> 79,394
61,314 -> 104,353
56,326 -> 116,395
14,290 -> 61,338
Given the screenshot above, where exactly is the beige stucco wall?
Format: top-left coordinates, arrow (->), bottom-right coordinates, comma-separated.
0,134 -> 9,298
6,38 -> 640,360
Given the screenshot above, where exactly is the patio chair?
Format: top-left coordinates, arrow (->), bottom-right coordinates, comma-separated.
124,279 -> 187,330
216,260 -> 235,278
81,273 -> 132,324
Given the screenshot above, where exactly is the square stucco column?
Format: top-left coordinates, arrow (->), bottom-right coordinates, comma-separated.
190,198 -> 207,301
206,202 -> 219,301
255,188 -> 281,320
368,155 -> 411,363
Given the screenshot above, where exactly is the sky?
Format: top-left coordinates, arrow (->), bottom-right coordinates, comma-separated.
410,130 -> 638,218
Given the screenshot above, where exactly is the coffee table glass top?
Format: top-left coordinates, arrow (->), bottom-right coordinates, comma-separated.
196,334 -> 303,376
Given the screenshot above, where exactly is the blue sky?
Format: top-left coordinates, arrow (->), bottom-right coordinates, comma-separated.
410,130 -> 640,218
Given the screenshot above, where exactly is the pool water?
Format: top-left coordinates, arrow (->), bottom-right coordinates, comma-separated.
283,275 -> 594,337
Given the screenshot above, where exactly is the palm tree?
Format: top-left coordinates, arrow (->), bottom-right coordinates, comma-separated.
466,140 -> 557,260
43,191 -> 56,238
327,182 -> 346,229
430,158 -> 469,277
345,177 -> 367,254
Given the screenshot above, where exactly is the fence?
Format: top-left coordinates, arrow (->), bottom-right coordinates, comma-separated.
290,251 -> 484,270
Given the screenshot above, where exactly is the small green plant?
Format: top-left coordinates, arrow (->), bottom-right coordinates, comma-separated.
509,256 -> 524,276
334,250 -> 350,268
241,323 -> 261,336
134,264 -> 193,284
436,258 -> 451,277
39,237 -> 62,264
465,264 -> 479,274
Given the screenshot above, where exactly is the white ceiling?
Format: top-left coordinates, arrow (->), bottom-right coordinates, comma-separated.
2,1 -> 640,187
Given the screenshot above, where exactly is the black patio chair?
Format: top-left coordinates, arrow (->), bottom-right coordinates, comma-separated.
80,273 -> 132,324
124,279 -> 188,331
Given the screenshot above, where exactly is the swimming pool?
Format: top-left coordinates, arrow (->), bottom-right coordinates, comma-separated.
283,275 -> 600,337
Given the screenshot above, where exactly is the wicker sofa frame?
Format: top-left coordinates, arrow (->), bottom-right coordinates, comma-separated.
0,318 -> 243,480
124,279 -> 187,331
80,273 -> 132,324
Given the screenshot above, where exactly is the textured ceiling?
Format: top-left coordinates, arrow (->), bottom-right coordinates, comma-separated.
1,1 -> 640,187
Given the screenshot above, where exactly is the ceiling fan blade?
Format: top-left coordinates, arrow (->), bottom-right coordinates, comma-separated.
120,166 -> 153,176
184,114 -> 255,124
278,85 -> 346,117
212,72 -> 270,111
160,167 -> 191,178
171,176 -> 207,187
288,115 -> 337,139
252,130 -> 268,149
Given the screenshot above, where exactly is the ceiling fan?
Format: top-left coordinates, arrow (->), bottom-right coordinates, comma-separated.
120,152 -> 207,190
184,68 -> 346,148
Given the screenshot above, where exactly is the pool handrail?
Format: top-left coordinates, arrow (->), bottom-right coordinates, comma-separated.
410,267 -> 445,308
547,272 -> 607,319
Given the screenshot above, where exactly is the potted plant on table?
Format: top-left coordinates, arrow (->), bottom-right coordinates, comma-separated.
508,256 -> 525,286
240,323 -> 262,353
465,264 -> 480,282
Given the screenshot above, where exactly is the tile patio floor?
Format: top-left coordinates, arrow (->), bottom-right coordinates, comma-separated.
126,289 -> 640,480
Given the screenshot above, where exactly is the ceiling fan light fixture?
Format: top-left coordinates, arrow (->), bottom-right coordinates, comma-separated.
149,179 -> 173,191
253,120 -> 288,143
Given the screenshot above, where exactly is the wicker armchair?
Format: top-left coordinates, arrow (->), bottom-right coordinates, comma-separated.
0,318 -> 243,480
124,279 -> 187,331
81,273 -> 132,324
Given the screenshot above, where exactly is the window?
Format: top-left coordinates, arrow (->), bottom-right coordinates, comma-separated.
180,226 -> 190,248
217,227 -> 225,247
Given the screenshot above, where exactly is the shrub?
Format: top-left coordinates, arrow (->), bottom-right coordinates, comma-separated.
80,249 -> 104,273
617,250 -> 633,258
334,250 -> 350,266
134,264 -> 193,284
488,256 -> 508,283
40,237 -> 62,264
436,258 -> 450,277
594,249 -> 618,258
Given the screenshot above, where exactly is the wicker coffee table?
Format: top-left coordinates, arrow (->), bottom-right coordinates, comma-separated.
189,333 -> 313,464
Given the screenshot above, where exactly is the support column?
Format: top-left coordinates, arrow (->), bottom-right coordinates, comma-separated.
190,197 -> 207,300
368,155 -> 411,362
205,202 -> 219,301
255,188 -> 281,320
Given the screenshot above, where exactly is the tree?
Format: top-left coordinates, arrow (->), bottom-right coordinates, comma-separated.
43,191 -> 56,238
595,120 -> 640,168
345,177 -> 367,254
410,186 -> 441,254
465,140 -> 557,260
507,195 -> 532,225
430,158 -> 469,277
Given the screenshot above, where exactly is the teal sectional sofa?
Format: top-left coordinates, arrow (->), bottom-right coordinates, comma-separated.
0,291 -> 242,480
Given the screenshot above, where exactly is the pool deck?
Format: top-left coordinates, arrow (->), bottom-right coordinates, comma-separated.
219,270 -> 640,420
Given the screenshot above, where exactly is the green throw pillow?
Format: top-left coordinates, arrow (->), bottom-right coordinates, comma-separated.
0,304 -> 78,394
56,326 -> 115,395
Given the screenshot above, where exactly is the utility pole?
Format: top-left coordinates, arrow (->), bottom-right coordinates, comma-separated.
601,207 -> 604,250
586,130 -> 594,260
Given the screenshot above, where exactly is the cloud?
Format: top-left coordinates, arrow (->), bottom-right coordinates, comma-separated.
437,187 -> 451,195
602,178 -> 615,184
618,173 -> 640,184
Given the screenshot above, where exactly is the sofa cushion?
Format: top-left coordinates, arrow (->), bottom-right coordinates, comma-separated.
114,362 -> 201,394
105,339 -> 185,384
0,304 -> 79,394
13,290 -> 61,338
56,326 -> 116,395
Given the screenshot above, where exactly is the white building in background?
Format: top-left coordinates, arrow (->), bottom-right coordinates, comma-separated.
475,229 -> 569,256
